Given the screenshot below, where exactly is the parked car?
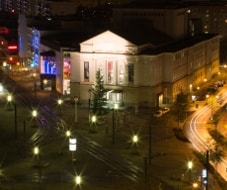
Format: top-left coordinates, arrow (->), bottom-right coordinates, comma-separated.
161,107 -> 170,114
153,110 -> 163,117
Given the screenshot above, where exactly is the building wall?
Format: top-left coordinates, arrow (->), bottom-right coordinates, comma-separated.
189,5 -> 227,39
112,7 -> 189,40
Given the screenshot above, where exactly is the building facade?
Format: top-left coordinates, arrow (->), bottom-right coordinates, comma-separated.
68,30 -> 220,108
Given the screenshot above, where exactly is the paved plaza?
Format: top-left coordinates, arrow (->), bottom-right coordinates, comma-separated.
0,70 -> 225,189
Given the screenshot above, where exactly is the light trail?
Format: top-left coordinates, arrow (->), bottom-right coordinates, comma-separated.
184,88 -> 227,181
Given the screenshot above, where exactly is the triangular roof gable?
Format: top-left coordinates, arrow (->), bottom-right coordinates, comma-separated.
80,30 -> 137,54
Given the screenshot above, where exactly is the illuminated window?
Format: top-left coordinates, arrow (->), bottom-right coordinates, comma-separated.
107,61 -> 113,84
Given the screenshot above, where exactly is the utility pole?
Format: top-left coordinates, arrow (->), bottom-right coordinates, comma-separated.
206,150 -> 209,190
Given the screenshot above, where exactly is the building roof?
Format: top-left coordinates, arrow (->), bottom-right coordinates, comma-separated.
141,33 -> 220,55
41,31 -> 98,51
113,23 -> 174,47
41,26 -> 220,55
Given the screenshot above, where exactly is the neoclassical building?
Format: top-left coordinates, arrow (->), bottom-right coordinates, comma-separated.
68,30 -> 220,108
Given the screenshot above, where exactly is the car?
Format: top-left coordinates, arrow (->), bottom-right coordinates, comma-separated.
161,107 -> 170,114
153,110 -> 163,117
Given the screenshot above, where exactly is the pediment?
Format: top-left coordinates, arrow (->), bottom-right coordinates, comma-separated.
80,30 -> 137,54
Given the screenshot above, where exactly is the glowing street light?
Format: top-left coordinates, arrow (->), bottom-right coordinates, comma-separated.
32,109 -> 38,118
57,98 -> 63,105
66,130 -> 71,138
131,134 -> 139,154
34,146 -> 39,156
7,94 -> 12,103
75,175 -> 82,185
132,135 -> 138,144
192,182 -> 199,189
188,161 -> 193,170
31,109 -> 38,128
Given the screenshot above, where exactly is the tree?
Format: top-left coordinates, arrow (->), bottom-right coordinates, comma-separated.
90,69 -> 107,116
210,144 -> 225,170
173,91 -> 189,128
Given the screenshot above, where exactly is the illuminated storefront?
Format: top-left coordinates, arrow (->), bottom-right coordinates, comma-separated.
40,51 -> 56,91
63,51 -> 71,95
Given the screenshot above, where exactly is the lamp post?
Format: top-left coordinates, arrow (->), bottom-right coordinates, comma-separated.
112,103 -> 118,145
32,72 -> 37,98
57,98 -> 63,115
74,97 -> 79,123
31,109 -> 38,128
6,94 -> 17,138
187,160 -> 193,181
75,175 -> 82,189
14,102 -> 17,139
131,134 -> 139,154
189,84 -> 193,102
69,137 -> 77,162
33,146 -> 41,184
223,64 -> 227,83
6,94 -> 12,110
192,182 -> 199,189
148,121 -> 152,164
66,130 -> 71,138
90,115 -> 97,132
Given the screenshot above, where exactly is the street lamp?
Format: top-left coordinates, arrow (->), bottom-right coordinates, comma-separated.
74,96 -> 79,123
223,64 -> 227,82
112,103 -> 119,144
6,94 -> 17,138
188,160 -> 193,170
31,109 -> 38,128
33,146 -> 41,184
132,135 -> 138,144
75,175 -> 82,185
32,109 -> 38,118
131,134 -> 139,154
187,160 -> 193,181
189,84 -> 193,102
192,182 -> 199,189
6,94 -> 13,110
89,115 -> 97,132
57,98 -> 63,115
34,146 -> 39,156
32,72 -> 37,98
66,130 -> 71,138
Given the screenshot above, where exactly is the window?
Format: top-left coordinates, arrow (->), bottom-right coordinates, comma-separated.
84,61 -> 89,82
128,63 -> 134,83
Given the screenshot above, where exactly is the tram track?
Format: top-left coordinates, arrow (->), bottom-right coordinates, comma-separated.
0,69 -> 143,184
